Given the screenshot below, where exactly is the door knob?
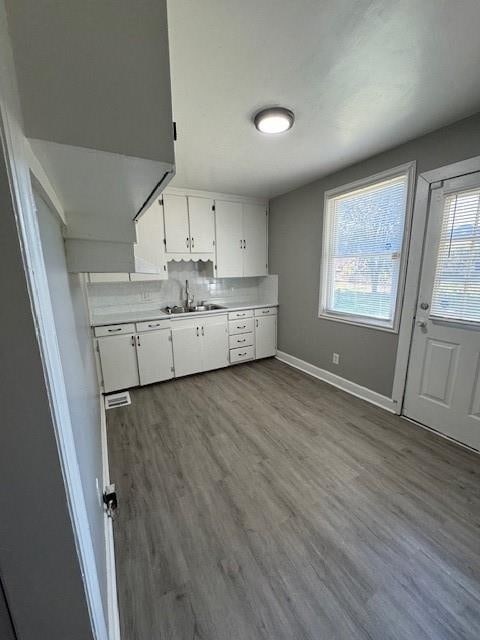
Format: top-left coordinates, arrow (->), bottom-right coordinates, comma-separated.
416,320 -> 427,328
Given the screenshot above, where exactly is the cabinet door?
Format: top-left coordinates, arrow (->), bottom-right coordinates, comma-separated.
98,334 -> 139,392
255,316 -> 277,359
163,194 -> 190,253
188,197 -> 215,253
133,198 -> 168,278
171,320 -> 203,377
136,330 -> 174,385
201,315 -> 229,372
214,200 -> 244,277
243,204 -> 268,277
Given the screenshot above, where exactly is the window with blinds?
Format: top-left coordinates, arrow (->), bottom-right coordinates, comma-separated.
430,188 -> 480,323
320,166 -> 413,330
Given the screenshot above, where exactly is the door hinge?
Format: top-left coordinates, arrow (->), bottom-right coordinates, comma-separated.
173,121 -> 177,141
212,204 -> 216,211
163,238 -> 167,246
168,334 -> 172,341
163,264 -> 167,271
103,484 -> 118,519
171,366 -> 175,373
158,198 -> 164,206
214,264 -> 217,270
213,240 -> 215,246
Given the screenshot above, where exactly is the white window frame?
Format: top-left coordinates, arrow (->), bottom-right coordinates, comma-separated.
319,161 -> 416,332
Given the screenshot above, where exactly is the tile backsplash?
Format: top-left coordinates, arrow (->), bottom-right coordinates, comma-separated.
87,261 -> 277,319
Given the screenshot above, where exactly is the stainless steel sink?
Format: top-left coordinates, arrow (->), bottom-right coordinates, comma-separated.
162,303 -> 225,314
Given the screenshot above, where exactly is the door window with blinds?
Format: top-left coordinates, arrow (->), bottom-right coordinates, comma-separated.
430,187 -> 480,323
319,163 -> 415,330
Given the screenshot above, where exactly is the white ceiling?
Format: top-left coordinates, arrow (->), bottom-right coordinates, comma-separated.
167,0 -> 480,199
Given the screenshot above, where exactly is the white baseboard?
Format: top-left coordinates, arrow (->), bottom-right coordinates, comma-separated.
100,398 -> 121,640
276,351 -> 397,414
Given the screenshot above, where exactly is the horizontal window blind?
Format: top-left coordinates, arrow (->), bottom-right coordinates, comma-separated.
431,188 -> 480,323
323,174 -> 409,326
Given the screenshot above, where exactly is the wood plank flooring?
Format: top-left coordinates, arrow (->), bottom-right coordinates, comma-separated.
107,358 -> 480,640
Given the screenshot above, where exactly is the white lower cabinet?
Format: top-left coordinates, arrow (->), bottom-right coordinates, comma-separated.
172,314 -> 228,378
96,307 -> 277,391
202,315 -> 229,371
255,315 -> 277,359
98,327 -> 173,392
136,330 -> 174,386
171,319 -> 204,377
98,333 -> 139,393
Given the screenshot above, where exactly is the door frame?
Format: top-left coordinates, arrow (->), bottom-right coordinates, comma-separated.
392,155 -> 480,413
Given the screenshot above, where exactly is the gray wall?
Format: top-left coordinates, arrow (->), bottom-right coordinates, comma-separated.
36,196 -> 107,614
269,112 -> 480,397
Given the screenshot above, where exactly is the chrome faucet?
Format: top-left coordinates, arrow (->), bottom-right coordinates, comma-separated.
185,279 -> 194,309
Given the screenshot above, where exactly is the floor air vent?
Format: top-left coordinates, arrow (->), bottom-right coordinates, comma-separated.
105,391 -> 131,410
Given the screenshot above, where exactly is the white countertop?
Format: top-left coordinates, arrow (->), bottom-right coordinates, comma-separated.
90,301 -> 278,327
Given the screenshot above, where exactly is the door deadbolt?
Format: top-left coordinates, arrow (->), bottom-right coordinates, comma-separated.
420,302 -> 429,310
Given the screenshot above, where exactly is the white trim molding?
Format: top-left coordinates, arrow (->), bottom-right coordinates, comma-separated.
276,351 -> 396,413
100,398 -> 121,640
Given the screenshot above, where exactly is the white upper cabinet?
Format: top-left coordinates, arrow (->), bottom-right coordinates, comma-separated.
214,200 -> 244,277
243,204 -> 268,277
163,194 -> 215,255
215,200 -> 268,277
163,194 -> 190,253
188,197 -> 215,252
134,198 -> 168,277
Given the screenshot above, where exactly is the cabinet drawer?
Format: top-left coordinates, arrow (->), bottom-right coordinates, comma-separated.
228,318 -> 254,335
94,323 -> 135,337
136,319 -> 171,332
254,307 -> 277,317
229,332 -> 254,349
230,345 -> 254,363
228,309 -> 253,321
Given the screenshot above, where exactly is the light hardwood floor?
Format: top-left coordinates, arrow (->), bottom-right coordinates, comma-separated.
107,358 -> 480,640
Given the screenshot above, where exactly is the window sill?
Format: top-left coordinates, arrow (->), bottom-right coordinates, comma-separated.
318,311 -> 399,334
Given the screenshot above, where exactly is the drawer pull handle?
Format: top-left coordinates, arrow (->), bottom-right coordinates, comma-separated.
238,352 -> 247,356
262,310 -> 270,314
237,324 -> 246,329
108,327 -> 122,332
238,338 -> 246,343
237,313 -> 246,317
148,323 -> 161,328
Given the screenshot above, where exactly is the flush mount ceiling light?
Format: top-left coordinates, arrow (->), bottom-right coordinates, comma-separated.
254,107 -> 295,134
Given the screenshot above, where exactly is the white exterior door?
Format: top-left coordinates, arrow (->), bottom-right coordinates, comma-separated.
201,315 -> 229,371
403,173 -> 480,450
255,316 -> 277,359
136,330 -> 173,385
163,194 -> 190,253
214,200 -> 244,277
188,197 -> 215,252
98,334 -> 139,392
171,319 -> 203,377
243,204 -> 268,277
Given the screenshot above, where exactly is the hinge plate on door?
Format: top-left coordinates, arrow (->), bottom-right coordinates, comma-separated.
158,198 -> 164,206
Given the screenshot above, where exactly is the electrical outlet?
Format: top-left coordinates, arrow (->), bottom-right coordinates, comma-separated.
332,352 -> 340,365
